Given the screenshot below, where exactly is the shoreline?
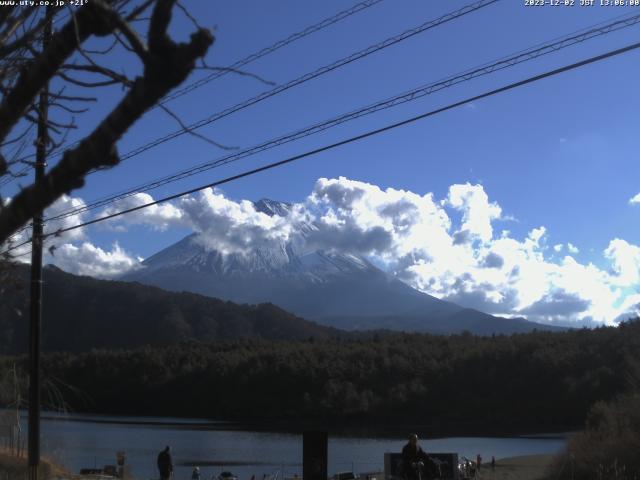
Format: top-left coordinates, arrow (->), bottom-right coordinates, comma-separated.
485,454 -> 554,480
0,451 -> 557,480
21,409 -> 576,440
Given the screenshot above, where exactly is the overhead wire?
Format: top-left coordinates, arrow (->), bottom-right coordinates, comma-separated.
158,0 -> 386,106
44,10 -> 640,223
4,37 -> 639,258
14,0 -> 500,179
108,0 -> 500,164
0,0 -> 385,184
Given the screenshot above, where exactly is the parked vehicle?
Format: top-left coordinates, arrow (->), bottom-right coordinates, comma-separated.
332,472 -> 359,480
216,472 -> 239,480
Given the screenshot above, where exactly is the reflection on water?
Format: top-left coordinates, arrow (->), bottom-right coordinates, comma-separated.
25,413 -> 566,480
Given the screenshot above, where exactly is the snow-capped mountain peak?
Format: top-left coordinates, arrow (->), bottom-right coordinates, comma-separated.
121,199 -> 559,335
254,198 -> 292,217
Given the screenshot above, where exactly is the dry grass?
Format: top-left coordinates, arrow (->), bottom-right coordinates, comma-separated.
545,393 -> 640,480
474,455 -> 553,480
0,446 -> 71,480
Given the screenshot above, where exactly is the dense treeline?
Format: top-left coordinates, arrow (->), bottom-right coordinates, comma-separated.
0,264 -> 336,354
2,320 -> 639,434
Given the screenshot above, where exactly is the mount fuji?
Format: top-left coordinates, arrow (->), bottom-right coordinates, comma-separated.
122,199 -> 562,335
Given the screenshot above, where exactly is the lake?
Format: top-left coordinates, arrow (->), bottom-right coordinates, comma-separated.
24,413 -> 567,480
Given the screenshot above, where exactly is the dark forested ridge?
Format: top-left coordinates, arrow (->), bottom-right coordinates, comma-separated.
0,262 -> 562,356
0,263 -> 338,353
2,320 -> 638,434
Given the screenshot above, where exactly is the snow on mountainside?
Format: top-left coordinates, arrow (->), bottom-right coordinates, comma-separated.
254,198 -> 293,217
122,199 -> 563,334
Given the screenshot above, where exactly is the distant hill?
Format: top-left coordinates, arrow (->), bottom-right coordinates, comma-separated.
319,308 -> 563,335
0,263 -> 337,354
122,199 -> 565,336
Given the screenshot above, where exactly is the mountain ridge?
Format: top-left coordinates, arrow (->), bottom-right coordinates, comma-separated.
0,262 -> 339,354
123,199 -> 564,335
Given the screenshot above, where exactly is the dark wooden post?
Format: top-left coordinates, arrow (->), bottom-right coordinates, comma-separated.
303,431 -> 328,480
28,8 -> 52,480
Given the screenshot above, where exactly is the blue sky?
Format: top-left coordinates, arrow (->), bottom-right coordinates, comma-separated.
4,0 -> 640,324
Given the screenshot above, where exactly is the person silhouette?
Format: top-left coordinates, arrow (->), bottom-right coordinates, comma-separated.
157,446 -> 173,480
401,434 -> 430,480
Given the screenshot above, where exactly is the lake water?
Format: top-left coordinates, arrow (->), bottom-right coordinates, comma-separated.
24,413 -> 566,480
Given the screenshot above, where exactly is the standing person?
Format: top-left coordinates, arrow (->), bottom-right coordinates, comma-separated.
491,456 -> 495,470
476,454 -> 482,472
157,446 -> 174,480
192,467 -> 201,480
401,434 -> 431,480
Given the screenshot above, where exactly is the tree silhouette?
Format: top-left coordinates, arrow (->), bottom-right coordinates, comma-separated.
0,0 -> 215,246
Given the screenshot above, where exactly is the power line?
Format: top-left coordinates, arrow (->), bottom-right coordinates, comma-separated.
113,0 -> 499,163
7,0 -> 499,219
159,0 -> 385,106
0,0 -> 384,184
36,0 -> 498,176
3,37 -> 634,255
45,10 -> 640,223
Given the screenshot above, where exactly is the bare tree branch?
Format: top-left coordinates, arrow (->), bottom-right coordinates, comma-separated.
0,0 -> 214,244
0,8 -> 57,59
57,71 -> 123,88
158,103 -> 236,151
62,63 -> 132,85
0,1 -> 119,144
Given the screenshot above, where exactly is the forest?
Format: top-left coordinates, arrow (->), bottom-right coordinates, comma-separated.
0,263 -> 337,354
1,319 -> 639,435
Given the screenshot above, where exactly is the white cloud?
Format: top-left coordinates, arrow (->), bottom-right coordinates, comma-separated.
604,239 -> 640,286
179,188 -> 294,255
1,195 -> 142,278
446,183 -> 501,243
303,177 -> 451,261
290,178 -> 638,326
553,243 -> 579,255
2,194 -> 88,259
629,192 -> 640,205
98,193 -> 184,231
6,178 -> 638,326
51,242 -> 141,278
163,178 -> 637,326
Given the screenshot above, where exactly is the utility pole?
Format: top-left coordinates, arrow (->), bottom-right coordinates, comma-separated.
28,8 -> 52,480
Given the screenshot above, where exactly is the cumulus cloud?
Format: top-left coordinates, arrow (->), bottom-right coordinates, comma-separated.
481,252 -> 504,269
179,188 -> 294,255
629,192 -> 640,205
2,194 -> 88,259
303,177 -> 451,259
6,177 -> 638,326
98,193 -> 184,231
553,243 -> 579,254
290,178 -> 637,325
605,239 -> 640,286
446,183 -> 501,243
520,290 -> 591,321
1,195 -> 144,277
51,242 -> 141,278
